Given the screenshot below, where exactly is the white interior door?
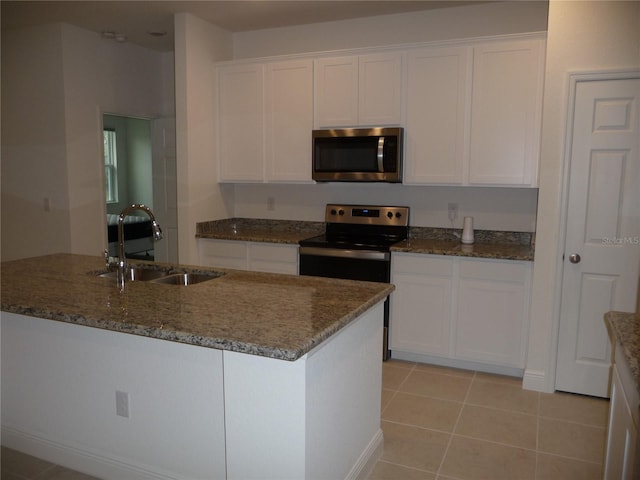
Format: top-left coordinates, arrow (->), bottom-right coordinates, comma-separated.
556,77 -> 640,398
151,117 -> 178,264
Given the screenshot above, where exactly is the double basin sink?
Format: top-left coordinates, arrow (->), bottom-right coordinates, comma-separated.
97,265 -> 224,286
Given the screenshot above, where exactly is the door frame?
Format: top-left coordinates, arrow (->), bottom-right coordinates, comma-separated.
549,69 -> 640,393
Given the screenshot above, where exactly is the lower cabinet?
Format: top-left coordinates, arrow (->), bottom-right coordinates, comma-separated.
604,345 -> 640,479
198,239 -> 298,275
390,253 -> 532,372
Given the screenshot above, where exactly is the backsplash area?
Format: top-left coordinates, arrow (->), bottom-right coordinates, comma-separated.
232,183 -> 538,232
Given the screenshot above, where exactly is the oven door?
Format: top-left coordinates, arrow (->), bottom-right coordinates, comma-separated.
299,246 -> 391,360
298,247 -> 390,283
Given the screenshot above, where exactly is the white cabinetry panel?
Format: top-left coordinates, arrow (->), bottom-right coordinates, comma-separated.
217,63 -> 264,182
455,259 -> 530,367
198,239 -> 298,275
391,253 -> 532,372
468,39 -> 544,186
314,53 -> 402,128
404,46 -> 470,184
390,255 -> 453,356
265,59 -> 314,182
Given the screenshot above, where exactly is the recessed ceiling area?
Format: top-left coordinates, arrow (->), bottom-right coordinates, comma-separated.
1,1 -> 494,51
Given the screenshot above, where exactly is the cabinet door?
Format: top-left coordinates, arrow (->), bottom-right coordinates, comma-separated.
248,242 -> 298,275
198,239 -> 248,270
468,39 -> 544,186
605,366 -> 639,480
314,56 -> 359,128
404,46 -> 470,184
390,254 -> 453,356
358,52 -> 403,126
217,64 -> 264,182
455,259 -> 531,367
264,60 -> 314,182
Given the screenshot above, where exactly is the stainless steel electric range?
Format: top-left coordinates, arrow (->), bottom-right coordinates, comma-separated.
299,204 -> 410,360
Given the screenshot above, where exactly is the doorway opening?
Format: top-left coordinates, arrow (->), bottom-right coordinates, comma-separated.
103,114 -> 155,261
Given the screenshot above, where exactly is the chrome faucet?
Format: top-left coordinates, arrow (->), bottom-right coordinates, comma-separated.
117,204 -> 163,290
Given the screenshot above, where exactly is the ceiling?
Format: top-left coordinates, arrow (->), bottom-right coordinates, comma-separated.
1,1 -> 490,52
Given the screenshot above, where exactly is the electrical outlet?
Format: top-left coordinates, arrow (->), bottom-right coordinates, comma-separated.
116,390 -> 130,418
267,196 -> 275,211
447,203 -> 459,223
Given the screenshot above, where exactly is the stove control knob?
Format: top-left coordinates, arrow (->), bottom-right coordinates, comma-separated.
387,211 -> 394,219
396,212 -> 402,218
338,209 -> 345,216
330,209 -> 337,216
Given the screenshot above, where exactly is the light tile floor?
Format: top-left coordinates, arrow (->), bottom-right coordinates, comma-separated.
1,447 -> 100,480
1,360 -> 610,480
371,360 -> 610,480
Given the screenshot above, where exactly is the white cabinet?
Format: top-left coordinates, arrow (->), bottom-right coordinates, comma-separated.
264,60 -> 314,182
455,259 -> 531,368
217,59 -> 313,183
217,63 -> 264,182
468,39 -> 544,186
404,36 -> 545,187
198,239 -> 298,275
390,253 -> 532,371
314,52 -> 403,128
390,255 -> 453,356
404,46 -> 470,184
604,346 -> 640,479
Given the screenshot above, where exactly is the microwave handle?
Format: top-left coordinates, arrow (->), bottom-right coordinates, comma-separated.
377,137 -> 385,172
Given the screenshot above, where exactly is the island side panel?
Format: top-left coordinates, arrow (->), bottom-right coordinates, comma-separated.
223,302 -> 384,479
1,312 -> 226,480
305,302 -> 384,479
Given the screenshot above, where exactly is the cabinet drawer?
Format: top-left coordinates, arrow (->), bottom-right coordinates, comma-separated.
458,258 -> 529,283
392,253 -> 453,277
198,239 -> 248,269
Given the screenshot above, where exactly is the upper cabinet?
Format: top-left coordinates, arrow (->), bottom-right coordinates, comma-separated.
314,52 -> 403,128
264,60 -> 314,182
217,63 -> 264,182
404,46 -> 470,184
404,37 -> 545,187
217,59 -> 314,183
216,34 -> 545,187
468,39 -> 545,186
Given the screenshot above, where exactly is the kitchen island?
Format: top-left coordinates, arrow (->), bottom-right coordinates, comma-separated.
1,254 -> 392,480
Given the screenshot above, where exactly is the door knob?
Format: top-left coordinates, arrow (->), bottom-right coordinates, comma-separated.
569,253 -> 581,264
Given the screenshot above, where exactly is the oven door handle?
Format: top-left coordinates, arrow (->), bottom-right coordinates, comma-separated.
299,246 -> 389,261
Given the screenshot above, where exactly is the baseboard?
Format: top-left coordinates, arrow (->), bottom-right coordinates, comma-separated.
1,426 -> 181,480
522,369 -> 549,392
346,428 -> 384,480
391,351 -> 524,378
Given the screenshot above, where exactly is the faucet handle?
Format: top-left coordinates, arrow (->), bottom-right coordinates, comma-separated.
104,249 -> 117,270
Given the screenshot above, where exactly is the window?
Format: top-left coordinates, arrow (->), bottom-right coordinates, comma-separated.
104,129 -> 118,203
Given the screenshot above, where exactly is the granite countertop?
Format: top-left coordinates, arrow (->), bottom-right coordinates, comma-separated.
196,218 -> 324,244
606,311 -> 640,392
0,254 -> 393,361
196,218 -> 535,261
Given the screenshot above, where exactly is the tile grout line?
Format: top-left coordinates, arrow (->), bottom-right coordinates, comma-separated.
435,370 -> 477,478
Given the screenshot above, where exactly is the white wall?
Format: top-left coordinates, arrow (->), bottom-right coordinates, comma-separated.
1,22 -> 173,261
1,24 -> 72,260
225,1 -> 548,232
233,1 -> 548,59
174,13 -> 234,264
525,0 -> 640,392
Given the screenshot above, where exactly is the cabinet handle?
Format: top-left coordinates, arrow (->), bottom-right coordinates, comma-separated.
569,253 -> 581,264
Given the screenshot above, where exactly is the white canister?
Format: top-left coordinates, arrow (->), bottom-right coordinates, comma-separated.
461,216 -> 474,244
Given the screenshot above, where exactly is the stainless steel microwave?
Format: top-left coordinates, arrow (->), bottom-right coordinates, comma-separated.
312,127 -> 403,183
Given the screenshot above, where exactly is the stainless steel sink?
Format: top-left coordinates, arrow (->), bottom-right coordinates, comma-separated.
97,267 -> 168,281
149,272 -> 223,286
96,266 -> 224,286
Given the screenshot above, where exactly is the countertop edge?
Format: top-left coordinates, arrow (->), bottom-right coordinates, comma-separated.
605,310 -> 640,393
